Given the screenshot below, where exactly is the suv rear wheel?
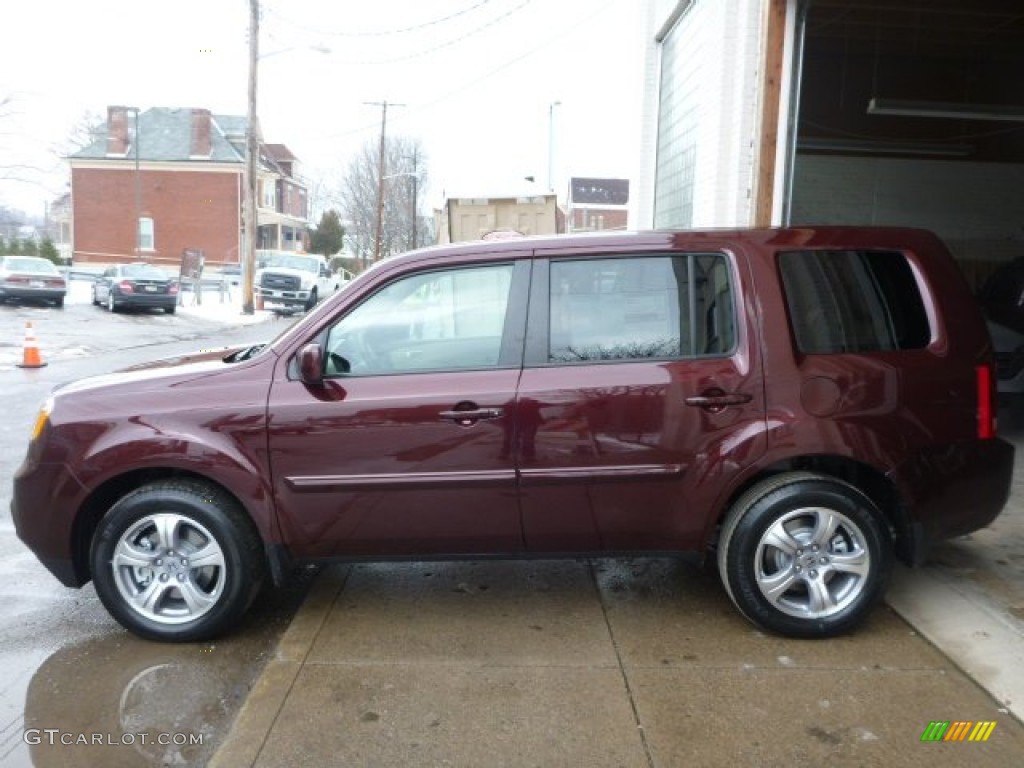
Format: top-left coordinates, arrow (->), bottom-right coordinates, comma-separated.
90,480 -> 265,641
717,472 -> 892,638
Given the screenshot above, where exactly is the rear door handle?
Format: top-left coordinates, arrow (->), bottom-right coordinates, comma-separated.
684,391 -> 752,413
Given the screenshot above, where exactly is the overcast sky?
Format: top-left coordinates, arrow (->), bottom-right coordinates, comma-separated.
0,0 -> 644,218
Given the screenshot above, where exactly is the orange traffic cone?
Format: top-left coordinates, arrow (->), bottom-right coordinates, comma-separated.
17,321 -> 47,369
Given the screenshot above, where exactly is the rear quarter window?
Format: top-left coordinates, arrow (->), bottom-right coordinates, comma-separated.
778,250 -> 930,354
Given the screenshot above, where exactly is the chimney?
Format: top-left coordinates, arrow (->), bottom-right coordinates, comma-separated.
190,108 -> 212,157
106,106 -> 129,156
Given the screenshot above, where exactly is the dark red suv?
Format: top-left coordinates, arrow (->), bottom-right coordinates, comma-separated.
12,227 -> 1013,641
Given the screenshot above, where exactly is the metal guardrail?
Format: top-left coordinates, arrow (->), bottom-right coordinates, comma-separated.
66,268 -> 238,304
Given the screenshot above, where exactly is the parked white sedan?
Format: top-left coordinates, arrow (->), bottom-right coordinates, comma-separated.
0,256 -> 67,307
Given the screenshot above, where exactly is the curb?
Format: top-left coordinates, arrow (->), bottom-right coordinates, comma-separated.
208,566 -> 349,768
886,563 -> 1024,722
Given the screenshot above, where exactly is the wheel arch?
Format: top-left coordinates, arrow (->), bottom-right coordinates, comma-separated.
71,468 -> 278,586
709,454 -> 914,565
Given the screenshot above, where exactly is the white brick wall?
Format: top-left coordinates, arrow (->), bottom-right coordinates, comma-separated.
792,155 -> 1024,260
636,0 -> 767,228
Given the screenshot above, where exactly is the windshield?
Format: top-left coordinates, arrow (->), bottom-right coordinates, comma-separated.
4,257 -> 59,274
261,254 -> 319,273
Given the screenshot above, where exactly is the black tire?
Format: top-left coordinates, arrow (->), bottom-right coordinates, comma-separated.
91,288 -> 100,306
90,479 -> 266,642
53,297 -> 64,308
165,305 -> 176,315
106,292 -> 118,313
717,472 -> 892,638
305,288 -> 318,312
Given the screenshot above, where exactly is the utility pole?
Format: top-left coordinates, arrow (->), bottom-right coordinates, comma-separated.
365,100 -> 404,262
243,0 -> 260,314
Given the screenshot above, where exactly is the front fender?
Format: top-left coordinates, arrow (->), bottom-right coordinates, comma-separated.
76,428 -> 279,546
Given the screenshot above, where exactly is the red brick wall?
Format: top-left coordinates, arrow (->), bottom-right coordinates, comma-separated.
569,208 -> 628,231
72,166 -> 242,267
278,179 -> 307,219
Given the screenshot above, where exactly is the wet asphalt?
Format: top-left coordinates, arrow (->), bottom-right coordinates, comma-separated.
0,284 -> 304,767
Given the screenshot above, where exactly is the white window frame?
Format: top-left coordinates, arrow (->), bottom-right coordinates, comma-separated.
138,217 -> 155,252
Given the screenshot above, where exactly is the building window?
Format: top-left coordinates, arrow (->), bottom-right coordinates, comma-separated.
138,217 -> 154,251
261,180 -> 276,209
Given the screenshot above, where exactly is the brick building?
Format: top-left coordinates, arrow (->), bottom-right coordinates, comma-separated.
566,177 -> 629,233
68,105 -> 308,268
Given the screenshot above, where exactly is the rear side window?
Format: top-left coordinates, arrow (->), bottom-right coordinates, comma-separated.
779,250 -> 930,354
548,253 -> 735,362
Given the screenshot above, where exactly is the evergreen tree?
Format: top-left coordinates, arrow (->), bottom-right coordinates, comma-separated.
39,237 -> 61,264
309,209 -> 345,258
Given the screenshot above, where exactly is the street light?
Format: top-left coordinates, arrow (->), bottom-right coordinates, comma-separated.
547,100 -> 561,192
125,106 -> 142,258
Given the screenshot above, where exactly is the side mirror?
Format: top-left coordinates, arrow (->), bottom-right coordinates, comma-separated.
297,343 -> 324,386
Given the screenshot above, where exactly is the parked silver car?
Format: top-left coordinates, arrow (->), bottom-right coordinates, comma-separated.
0,256 -> 67,307
92,263 -> 179,314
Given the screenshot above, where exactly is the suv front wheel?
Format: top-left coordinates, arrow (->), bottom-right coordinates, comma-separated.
90,480 -> 265,642
717,472 -> 892,638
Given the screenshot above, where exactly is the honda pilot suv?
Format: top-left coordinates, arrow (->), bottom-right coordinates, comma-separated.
12,227 -> 1013,641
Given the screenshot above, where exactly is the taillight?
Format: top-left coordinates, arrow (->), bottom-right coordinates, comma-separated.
169,282 -> 180,295
119,280 -> 134,293
977,364 -> 995,439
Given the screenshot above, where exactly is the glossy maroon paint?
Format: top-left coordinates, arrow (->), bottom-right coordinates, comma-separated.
12,227 -> 1014,589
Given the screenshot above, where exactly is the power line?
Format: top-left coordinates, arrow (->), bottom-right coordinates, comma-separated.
306,0 -> 619,143
266,0 -> 495,37
269,0 -> 535,66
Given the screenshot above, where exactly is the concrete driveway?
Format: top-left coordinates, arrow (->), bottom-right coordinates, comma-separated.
210,554 -> 1023,767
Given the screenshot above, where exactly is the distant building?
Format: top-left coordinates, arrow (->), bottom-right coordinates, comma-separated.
566,177 -> 629,232
48,192 -> 72,262
437,185 -> 562,244
68,105 -> 309,267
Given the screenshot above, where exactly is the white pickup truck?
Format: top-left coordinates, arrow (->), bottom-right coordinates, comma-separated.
255,253 -> 341,311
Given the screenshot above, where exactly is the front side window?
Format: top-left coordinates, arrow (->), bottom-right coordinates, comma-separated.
779,250 -> 931,354
325,264 -> 514,376
548,253 -> 735,363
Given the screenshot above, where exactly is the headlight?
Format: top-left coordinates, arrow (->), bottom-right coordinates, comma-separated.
30,396 -> 53,441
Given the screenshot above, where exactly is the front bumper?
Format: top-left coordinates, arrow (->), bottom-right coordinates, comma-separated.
256,287 -> 311,306
12,456 -> 89,588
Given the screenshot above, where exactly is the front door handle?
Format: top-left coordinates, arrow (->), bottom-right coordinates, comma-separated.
439,407 -> 504,426
684,390 -> 752,413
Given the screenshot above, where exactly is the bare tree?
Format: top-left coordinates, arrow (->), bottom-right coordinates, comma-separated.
60,109 -> 107,154
338,135 -> 429,264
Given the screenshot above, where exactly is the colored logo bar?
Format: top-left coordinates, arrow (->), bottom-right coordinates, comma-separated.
920,721 -> 997,742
